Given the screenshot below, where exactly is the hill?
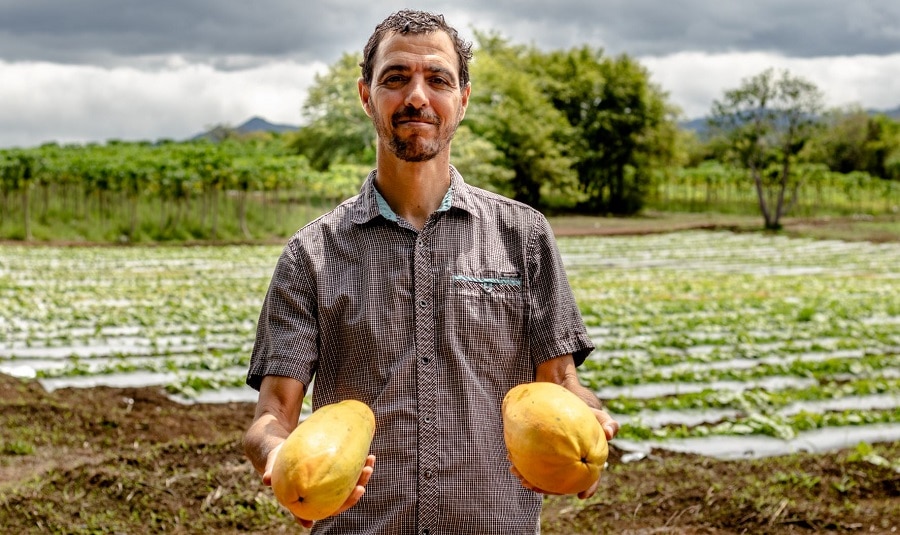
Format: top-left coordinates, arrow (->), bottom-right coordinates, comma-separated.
873,105 -> 900,120
191,116 -> 299,141
679,104 -> 900,135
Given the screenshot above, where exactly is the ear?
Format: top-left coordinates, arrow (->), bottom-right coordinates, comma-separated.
358,78 -> 373,117
459,82 -> 471,119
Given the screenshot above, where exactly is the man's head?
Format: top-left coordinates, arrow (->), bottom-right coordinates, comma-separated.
358,10 -> 472,163
360,10 -> 473,90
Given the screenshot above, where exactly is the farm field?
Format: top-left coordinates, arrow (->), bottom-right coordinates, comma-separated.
2,230 -> 898,456
1,229 -> 898,533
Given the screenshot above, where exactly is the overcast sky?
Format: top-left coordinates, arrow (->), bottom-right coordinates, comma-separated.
2,0 -> 899,148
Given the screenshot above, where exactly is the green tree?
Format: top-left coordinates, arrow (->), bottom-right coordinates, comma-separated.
537,47 -> 678,214
449,125 -> 515,194
467,34 -> 577,209
805,106 -> 900,179
290,53 -> 375,170
710,68 -> 824,229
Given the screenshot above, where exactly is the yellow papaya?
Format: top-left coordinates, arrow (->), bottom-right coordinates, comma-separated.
502,382 -> 608,495
270,399 -> 375,521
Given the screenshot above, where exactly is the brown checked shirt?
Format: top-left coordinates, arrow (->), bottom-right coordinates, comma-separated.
247,166 -> 594,535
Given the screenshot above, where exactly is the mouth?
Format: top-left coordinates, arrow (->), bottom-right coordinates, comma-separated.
393,113 -> 439,128
395,119 -> 433,128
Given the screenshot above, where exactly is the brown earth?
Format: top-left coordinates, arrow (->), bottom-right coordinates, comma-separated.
1,214 -> 898,533
0,373 -> 897,534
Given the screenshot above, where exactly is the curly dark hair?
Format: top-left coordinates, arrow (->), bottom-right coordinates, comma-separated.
360,9 -> 473,89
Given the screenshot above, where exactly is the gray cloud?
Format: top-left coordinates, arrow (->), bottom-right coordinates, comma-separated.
1,0 -> 898,148
0,0 -> 387,65
1,0 -> 898,66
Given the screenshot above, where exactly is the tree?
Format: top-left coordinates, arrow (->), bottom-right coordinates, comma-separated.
710,68 -> 824,229
1,152 -> 39,241
290,53 -> 376,170
467,34 -> 577,209
448,125 -> 515,194
536,47 -> 678,215
804,106 -> 900,180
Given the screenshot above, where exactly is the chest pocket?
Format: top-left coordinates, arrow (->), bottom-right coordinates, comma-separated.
448,272 -> 526,363
452,274 -> 522,295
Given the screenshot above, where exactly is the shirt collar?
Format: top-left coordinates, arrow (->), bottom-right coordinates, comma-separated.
351,165 -> 476,225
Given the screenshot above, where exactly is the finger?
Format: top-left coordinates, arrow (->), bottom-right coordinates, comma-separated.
603,421 -> 619,441
296,517 -> 314,529
334,485 -> 367,516
592,409 -> 620,440
577,477 -> 601,500
357,455 -> 376,487
263,443 -> 284,487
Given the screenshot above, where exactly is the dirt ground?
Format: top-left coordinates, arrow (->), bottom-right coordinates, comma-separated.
0,373 -> 897,534
1,214 -> 898,534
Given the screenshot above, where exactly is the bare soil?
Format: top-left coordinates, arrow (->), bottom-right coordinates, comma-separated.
0,373 -> 897,534
1,214 -> 898,534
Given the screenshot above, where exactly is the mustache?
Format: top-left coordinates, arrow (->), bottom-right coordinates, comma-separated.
392,106 -> 441,126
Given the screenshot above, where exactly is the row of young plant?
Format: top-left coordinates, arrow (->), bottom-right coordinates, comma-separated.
0,243 -> 276,403
0,141 -> 366,242
563,232 -> 899,442
0,231 -> 897,442
2,139 -> 899,243
649,161 -> 900,216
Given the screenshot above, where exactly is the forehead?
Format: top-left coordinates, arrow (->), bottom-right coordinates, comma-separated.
373,30 -> 459,78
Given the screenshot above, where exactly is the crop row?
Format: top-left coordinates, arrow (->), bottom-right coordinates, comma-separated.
0,231 -> 898,452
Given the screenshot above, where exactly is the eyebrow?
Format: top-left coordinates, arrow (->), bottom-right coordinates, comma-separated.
377,63 -> 458,83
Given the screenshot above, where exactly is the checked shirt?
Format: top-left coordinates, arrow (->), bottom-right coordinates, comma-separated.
247,166 -> 594,534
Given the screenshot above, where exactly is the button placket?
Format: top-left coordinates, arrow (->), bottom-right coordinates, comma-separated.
413,225 -> 440,528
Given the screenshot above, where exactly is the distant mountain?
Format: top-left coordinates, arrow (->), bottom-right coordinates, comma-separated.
679,105 -> 900,135
191,116 -> 299,141
871,105 -> 900,120
678,117 -> 710,135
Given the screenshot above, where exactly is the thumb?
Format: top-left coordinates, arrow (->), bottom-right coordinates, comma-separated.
262,442 -> 284,487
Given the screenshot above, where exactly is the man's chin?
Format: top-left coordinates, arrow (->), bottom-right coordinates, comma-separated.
389,139 -> 443,163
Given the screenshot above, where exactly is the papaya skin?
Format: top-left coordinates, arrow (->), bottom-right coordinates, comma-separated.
502,382 -> 609,495
270,399 -> 376,521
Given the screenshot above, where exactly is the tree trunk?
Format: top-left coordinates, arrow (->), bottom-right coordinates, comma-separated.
750,166 -> 775,229
129,194 -> 139,239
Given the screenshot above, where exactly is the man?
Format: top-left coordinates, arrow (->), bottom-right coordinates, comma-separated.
243,9 -> 619,534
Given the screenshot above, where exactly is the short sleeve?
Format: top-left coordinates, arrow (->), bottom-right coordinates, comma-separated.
246,241 -> 319,390
525,216 -> 594,367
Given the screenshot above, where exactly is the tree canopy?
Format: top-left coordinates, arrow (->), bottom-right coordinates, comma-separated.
709,68 -> 825,229
290,33 -> 680,214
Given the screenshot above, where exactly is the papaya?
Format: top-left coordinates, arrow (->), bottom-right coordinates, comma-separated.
502,382 -> 608,495
270,399 -> 376,521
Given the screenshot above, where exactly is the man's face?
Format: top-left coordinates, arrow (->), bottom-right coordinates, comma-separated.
359,30 -> 470,163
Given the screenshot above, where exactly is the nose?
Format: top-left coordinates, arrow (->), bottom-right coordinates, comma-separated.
404,75 -> 428,109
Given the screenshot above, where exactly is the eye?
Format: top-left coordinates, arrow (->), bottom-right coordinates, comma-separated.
431,77 -> 450,86
381,74 -> 407,87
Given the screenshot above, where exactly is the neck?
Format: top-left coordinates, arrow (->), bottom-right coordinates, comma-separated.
374,152 -> 451,230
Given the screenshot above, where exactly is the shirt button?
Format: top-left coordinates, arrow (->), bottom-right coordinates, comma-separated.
423,530 -> 430,535
418,299 -> 428,308
422,357 -> 430,363
424,470 -> 433,479
424,417 -> 431,424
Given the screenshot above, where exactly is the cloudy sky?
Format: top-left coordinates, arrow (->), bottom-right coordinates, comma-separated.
2,0 -> 899,148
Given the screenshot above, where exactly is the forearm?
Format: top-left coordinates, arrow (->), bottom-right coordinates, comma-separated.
559,377 -> 603,411
243,413 -> 292,476
534,354 -> 602,409
243,375 -> 306,478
